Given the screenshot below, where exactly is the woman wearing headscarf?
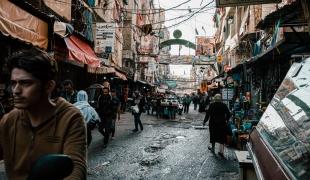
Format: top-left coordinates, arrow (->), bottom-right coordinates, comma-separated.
74,90 -> 100,146
203,94 -> 230,157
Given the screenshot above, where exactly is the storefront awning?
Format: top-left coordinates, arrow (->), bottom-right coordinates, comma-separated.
65,35 -> 100,67
87,65 -> 127,80
0,0 -> 48,49
256,1 -> 306,29
87,65 -> 114,74
243,39 -> 285,67
247,31 -> 310,67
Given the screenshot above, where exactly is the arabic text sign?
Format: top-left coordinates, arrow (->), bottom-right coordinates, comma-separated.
95,23 -> 115,54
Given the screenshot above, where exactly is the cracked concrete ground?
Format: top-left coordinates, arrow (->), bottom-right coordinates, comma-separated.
0,105 -> 240,180
87,105 -> 240,180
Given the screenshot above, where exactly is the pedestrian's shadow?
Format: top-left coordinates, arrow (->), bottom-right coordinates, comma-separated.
130,130 -> 143,135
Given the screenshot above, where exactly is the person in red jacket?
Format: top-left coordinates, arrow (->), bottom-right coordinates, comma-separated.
0,48 -> 87,179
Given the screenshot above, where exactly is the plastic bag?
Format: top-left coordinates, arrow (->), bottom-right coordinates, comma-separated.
131,105 -> 139,113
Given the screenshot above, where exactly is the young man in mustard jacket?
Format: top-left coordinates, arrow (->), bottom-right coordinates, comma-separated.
0,48 -> 87,179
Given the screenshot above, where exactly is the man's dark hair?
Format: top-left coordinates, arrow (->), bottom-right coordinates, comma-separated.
7,48 -> 57,84
63,79 -> 74,87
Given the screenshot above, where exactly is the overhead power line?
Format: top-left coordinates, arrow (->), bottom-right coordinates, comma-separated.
143,6 -> 215,26
153,0 -> 215,30
92,1 -> 215,31
52,0 -> 194,15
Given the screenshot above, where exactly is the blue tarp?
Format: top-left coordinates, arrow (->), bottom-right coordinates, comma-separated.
83,9 -> 94,42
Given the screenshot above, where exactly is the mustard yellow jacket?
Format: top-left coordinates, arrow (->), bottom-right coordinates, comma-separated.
0,97 -> 86,180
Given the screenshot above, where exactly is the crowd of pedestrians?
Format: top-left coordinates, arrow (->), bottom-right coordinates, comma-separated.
0,48 -> 235,179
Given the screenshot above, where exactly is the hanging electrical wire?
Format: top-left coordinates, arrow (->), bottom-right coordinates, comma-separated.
45,0 -> 216,37
93,1 -> 215,30
143,6 -> 215,26
152,0 -> 215,30
51,0 -> 193,15
43,0 -> 216,26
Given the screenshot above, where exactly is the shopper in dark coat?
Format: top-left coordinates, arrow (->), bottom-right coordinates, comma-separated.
203,94 -> 230,157
98,87 -> 117,148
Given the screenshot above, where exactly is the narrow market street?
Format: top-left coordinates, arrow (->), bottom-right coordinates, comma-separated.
1,0 -> 309,179
87,105 -> 239,180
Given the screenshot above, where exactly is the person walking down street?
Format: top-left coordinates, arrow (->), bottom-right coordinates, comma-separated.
0,48 -> 87,179
204,92 -> 210,111
74,90 -> 100,147
131,96 -> 144,132
198,92 -> 205,112
155,95 -> 162,118
62,79 -> 77,104
203,94 -> 230,158
119,91 -> 126,113
98,87 -> 115,148
182,94 -> 191,113
192,94 -> 199,111
146,93 -> 152,115
111,89 -> 121,139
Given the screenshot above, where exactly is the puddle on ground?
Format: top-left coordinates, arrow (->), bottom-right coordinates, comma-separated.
144,133 -> 186,153
140,155 -> 161,166
176,136 -> 185,139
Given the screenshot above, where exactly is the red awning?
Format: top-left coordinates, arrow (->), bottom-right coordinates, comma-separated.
64,35 -> 100,67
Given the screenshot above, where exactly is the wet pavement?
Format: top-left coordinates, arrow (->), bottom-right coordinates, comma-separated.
87,105 -> 240,180
0,105 -> 240,179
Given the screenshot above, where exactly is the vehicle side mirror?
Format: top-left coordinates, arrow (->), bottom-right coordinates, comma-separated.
27,154 -> 73,180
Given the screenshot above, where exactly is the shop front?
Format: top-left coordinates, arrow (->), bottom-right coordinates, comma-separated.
54,34 -> 101,90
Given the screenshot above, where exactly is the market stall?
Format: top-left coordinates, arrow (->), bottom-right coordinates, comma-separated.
159,96 -> 180,119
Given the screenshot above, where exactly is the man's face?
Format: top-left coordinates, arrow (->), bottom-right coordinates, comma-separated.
64,84 -> 73,93
103,89 -> 109,96
10,68 -> 43,109
111,92 -> 116,97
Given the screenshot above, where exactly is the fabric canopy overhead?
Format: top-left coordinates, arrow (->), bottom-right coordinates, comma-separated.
87,65 -> 127,80
43,0 -> 71,21
0,0 -> 48,49
64,35 -> 100,68
87,65 -> 114,74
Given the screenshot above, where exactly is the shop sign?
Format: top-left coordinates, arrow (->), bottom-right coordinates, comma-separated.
148,60 -> 156,73
217,55 -> 223,63
94,23 -> 115,54
195,36 -> 215,56
222,88 -> 234,100
222,88 -> 234,108
139,56 -> 154,63
139,35 -> 155,54
216,0 -> 281,7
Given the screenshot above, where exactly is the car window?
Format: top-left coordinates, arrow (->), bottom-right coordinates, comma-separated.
256,59 -> 310,179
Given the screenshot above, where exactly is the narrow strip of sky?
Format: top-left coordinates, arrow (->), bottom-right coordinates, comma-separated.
156,0 -> 216,55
